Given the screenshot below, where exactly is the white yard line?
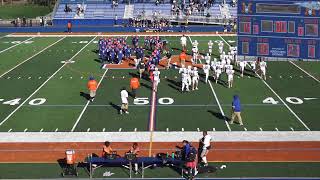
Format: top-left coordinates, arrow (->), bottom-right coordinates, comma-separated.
0,37 -> 34,54
188,36 -> 231,131
259,76 -> 310,131
0,33 -> 12,40
208,82 -> 232,131
0,37 -> 66,78
71,68 -> 109,132
289,61 -> 320,83
0,36 -> 97,127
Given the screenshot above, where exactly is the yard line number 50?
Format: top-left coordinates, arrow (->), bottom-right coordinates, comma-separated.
263,97 -> 304,105
1,98 -> 46,106
134,97 -> 174,105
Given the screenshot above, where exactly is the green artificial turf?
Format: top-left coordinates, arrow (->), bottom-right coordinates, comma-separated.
0,35 -> 318,132
0,162 -> 319,178
0,5 -> 51,19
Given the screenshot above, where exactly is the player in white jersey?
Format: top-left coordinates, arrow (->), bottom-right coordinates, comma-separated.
220,51 -> 226,61
260,60 -> 267,80
205,53 -> 211,64
225,64 -> 233,71
239,61 -> 247,77
226,69 -> 235,88
181,69 -> 190,92
215,64 -> 222,84
221,58 -> 226,72
191,67 -> 199,90
250,61 -> 256,72
210,61 -> 216,73
218,41 -> 224,54
180,35 -> 187,50
120,87 -> 129,114
153,68 -> 160,92
208,40 -> 213,56
202,62 -> 210,83
192,40 -> 199,49
192,46 -> 198,64
187,66 -> 192,86
226,57 -> 231,66
179,64 -> 186,74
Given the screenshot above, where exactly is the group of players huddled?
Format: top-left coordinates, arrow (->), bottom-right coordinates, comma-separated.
97,34 -> 268,94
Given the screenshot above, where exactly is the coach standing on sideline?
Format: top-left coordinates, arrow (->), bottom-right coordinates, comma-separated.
230,95 -> 243,125
67,21 -> 72,33
130,76 -> 140,99
87,76 -> 98,102
200,131 -> 212,166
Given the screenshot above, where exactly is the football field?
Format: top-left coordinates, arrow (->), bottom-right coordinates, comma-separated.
0,33 -> 319,133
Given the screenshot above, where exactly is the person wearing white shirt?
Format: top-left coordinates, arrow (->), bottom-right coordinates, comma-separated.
120,87 -> 129,114
208,40 -> 213,56
200,131 -> 212,166
191,67 -> 199,91
202,62 -> 210,83
180,35 -> 187,50
226,69 -> 235,88
260,60 -> 267,80
153,68 -> 161,92
181,69 -> 190,92
239,61 -> 246,77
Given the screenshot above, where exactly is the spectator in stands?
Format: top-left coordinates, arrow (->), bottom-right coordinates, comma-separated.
231,0 -> 237,7
64,4 -> 72,12
114,14 -> 118,25
102,141 -> 113,157
112,0 -> 118,8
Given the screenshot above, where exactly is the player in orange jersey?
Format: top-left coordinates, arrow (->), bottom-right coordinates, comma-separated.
87,76 -> 98,102
130,76 -> 140,99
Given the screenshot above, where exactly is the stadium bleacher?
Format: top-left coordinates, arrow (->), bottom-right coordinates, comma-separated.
52,0 -> 236,26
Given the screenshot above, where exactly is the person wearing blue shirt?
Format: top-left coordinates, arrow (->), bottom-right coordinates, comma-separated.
230,95 -> 243,125
182,140 -> 190,161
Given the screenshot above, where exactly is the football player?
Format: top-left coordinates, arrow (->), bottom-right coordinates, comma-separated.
208,40 -> 213,56
192,67 -> 199,91
153,67 -> 160,92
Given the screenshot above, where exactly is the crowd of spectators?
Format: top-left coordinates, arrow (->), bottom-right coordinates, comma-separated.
170,0 -> 214,17
128,16 -> 170,29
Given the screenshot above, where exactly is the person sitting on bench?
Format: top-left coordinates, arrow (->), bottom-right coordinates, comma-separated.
102,141 -> 113,157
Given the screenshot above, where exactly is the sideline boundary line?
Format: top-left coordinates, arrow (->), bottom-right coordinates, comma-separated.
188,36 -> 231,131
218,35 -> 310,131
70,68 -> 109,132
0,37 -> 66,78
0,33 -> 12,39
289,61 -> 320,83
0,37 -> 34,54
0,131 -> 319,142
0,36 -> 95,127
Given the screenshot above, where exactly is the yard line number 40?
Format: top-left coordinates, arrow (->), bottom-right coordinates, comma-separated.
0,98 -> 46,106
263,97 -> 304,105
